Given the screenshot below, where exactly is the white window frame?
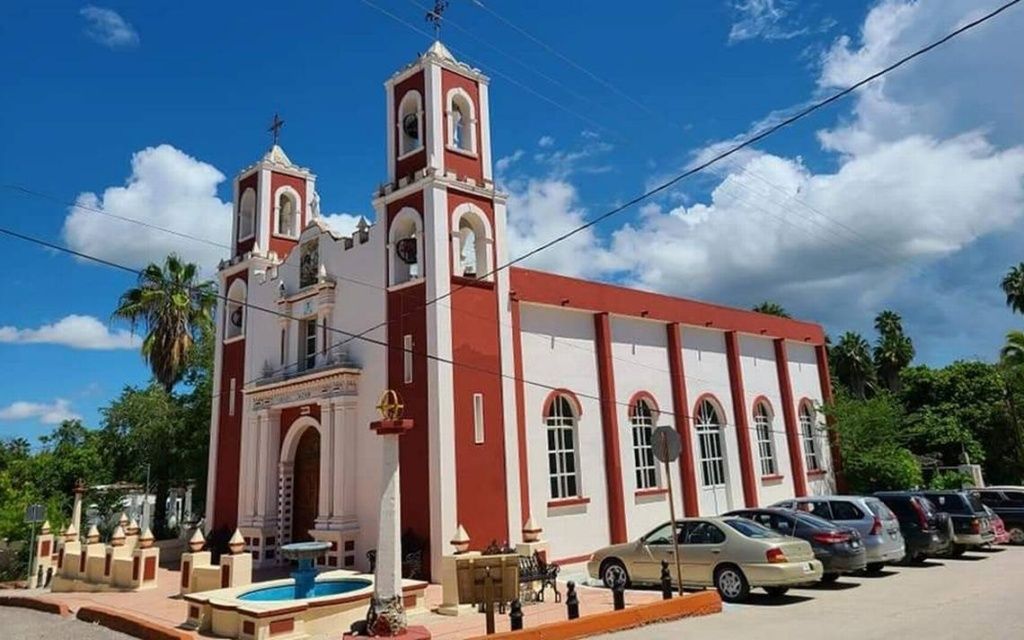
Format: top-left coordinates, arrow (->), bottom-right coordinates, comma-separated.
630,398 -> 658,490
403,334 -> 413,384
473,393 -> 485,445
301,318 -> 317,371
800,403 -> 822,471
450,203 -> 494,281
224,279 -> 247,342
696,399 -> 726,488
754,402 -> 777,477
397,91 -> 424,159
389,207 -> 424,287
546,395 -> 580,500
445,87 -> 477,156
273,186 -> 301,240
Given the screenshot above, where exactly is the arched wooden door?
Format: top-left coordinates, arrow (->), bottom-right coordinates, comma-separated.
291,427 -> 320,543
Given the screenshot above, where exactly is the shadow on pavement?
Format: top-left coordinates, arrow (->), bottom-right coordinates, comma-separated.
802,580 -> 860,591
941,554 -> 987,561
856,569 -> 899,578
899,560 -> 945,568
735,592 -> 815,607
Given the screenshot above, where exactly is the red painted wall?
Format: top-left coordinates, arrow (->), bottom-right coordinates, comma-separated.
235,173 -> 259,257
394,71 -> 427,180
667,323 -> 699,516
510,298 -> 531,523
440,69 -> 483,184
213,272 -> 247,532
268,171 -> 306,260
450,278 -> 509,547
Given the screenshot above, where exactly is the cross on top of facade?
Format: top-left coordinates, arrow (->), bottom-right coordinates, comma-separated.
425,0 -> 450,39
268,113 -> 285,146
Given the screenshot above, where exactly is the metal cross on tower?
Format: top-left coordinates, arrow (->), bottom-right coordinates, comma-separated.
268,113 -> 285,146
425,0 -> 450,39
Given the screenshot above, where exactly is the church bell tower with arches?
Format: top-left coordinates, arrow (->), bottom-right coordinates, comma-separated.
374,41 -> 520,576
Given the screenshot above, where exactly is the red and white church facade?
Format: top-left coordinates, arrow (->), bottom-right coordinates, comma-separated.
205,42 -> 837,582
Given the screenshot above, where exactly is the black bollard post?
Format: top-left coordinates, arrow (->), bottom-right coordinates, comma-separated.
566,581 -> 580,620
509,599 -> 524,631
612,575 -> 626,611
660,560 -> 673,600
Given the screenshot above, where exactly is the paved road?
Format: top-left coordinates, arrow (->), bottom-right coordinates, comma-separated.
0,607 -> 135,640
606,545 -> 1024,640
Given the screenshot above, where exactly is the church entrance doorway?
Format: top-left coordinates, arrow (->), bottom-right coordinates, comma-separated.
291,427 -> 320,543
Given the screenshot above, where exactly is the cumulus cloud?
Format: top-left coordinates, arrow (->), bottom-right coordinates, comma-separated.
728,0 -> 833,44
0,315 -> 140,350
80,6 -> 139,49
538,135 -> 555,148
321,213 -> 366,237
62,144 -> 231,272
0,399 -> 81,425
503,0 -> 1024,361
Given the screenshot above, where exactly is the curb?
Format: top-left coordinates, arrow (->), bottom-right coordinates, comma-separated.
76,605 -> 193,640
468,591 -> 722,640
0,594 -> 71,617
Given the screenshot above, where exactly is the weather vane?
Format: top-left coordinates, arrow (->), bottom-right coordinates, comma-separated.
268,113 -> 285,146
425,0 -> 450,39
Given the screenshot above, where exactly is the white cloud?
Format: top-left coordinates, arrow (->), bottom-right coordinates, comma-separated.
728,0 -> 832,43
538,135 -> 555,148
321,213 -> 365,237
80,6 -> 139,49
0,315 -> 140,350
62,144 -> 231,272
0,399 -> 81,425
495,149 -> 524,176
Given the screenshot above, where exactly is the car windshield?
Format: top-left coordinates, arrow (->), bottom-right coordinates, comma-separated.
724,518 -> 782,539
792,512 -> 837,530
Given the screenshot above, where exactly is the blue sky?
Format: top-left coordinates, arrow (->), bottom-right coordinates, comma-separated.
1,1 -> 1023,442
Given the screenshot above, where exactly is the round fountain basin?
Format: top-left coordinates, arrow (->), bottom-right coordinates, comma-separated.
237,578 -> 372,602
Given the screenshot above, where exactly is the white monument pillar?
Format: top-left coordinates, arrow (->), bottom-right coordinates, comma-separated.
70,479 -> 86,536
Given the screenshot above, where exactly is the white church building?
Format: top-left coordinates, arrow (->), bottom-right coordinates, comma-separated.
204,42 -> 837,582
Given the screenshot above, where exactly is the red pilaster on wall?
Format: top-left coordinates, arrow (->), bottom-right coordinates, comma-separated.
774,339 -> 808,497
666,323 -> 699,516
593,313 -> 628,544
815,344 -> 846,491
725,331 -> 758,508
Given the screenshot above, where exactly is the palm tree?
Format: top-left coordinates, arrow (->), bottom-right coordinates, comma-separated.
752,301 -> 791,318
831,331 -> 877,399
873,310 -> 915,393
114,255 -> 216,391
1002,330 -> 1024,368
1002,263 -> 1024,315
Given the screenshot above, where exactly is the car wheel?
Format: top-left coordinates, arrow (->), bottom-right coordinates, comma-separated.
1008,526 -> 1024,545
600,559 -> 631,589
865,562 -> 885,574
764,586 -> 789,598
713,564 -> 750,603
820,573 -> 840,584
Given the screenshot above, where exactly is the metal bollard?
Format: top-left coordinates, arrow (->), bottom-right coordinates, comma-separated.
612,575 -> 626,611
566,581 -> 580,620
509,599 -> 523,631
660,560 -> 673,600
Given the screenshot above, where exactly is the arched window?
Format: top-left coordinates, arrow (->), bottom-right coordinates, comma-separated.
546,394 -> 580,500
630,397 -> 657,490
237,188 -> 256,240
398,91 -> 423,157
225,279 -> 247,340
695,399 -> 726,488
799,402 -> 822,471
447,88 -> 476,154
452,204 -> 492,280
753,401 -> 777,477
389,207 -> 423,286
276,190 -> 299,238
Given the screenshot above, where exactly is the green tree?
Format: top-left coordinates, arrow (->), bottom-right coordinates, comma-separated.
823,391 -> 922,492
752,301 -> 791,318
831,331 -> 876,399
873,310 -> 915,394
1002,262 -> 1024,315
114,254 -> 216,391
1001,330 -> 1024,368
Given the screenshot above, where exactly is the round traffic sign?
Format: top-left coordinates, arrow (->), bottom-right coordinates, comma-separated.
652,426 -> 681,463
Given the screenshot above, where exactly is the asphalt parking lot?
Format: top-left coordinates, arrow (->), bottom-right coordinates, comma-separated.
606,545 -> 1024,640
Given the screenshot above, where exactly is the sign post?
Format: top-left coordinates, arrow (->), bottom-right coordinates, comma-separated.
652,426 -> 684,596
24,503 -> 45,589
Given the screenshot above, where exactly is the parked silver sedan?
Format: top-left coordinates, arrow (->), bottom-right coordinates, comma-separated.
773,496 -> 905,573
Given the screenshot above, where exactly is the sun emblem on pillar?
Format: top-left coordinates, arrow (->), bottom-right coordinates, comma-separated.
376,389 -> 405,421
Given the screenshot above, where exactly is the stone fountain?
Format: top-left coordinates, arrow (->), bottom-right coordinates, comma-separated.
280,541 -> 331,599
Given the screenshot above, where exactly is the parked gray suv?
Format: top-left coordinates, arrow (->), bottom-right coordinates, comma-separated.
773,496 -> 905,573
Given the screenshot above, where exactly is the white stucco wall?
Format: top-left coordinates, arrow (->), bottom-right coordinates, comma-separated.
786,342 -> 834,496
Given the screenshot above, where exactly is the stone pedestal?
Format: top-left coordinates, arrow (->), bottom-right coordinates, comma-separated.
129,547 -> 160,590
515,540 -> 550,561
180,550 -> 211,595
32,525 -> 55,588
437,552 -> 480,616
220,552 -> 253,590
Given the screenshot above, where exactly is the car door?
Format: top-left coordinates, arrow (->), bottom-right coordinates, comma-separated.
679,521 -> 728,586
633,522 -> 679,584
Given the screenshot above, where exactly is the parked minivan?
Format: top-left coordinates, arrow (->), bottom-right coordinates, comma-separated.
773,496 -> 905,573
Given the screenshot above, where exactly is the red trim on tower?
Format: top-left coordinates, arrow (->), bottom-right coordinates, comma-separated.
593,313 -> 627,544
511,297 -> 531,524
666,323 -> 698,516
815,344 -> 846,491
725,331 -> 758,508
774,339 -> 808,497
510,267 -> 825,344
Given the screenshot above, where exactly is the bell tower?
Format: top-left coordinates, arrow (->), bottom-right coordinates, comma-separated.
375,41 -> 518,580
